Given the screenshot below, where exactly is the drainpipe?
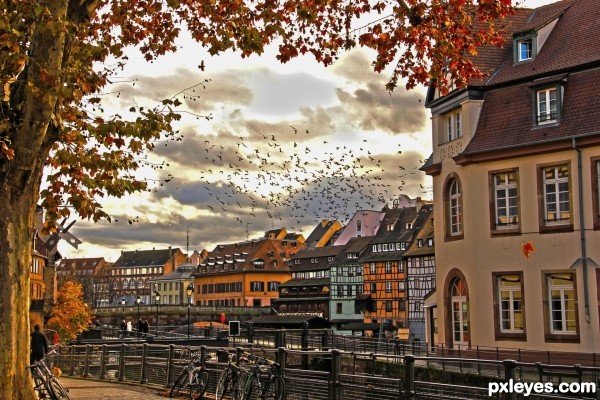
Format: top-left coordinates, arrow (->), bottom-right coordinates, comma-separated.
573,138 -> 590,323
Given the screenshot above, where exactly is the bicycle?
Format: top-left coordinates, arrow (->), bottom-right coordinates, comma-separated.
29,348 -> 71,400
239,354 -> 284,400
215,353 -> 251,400
170,346 -> 211,399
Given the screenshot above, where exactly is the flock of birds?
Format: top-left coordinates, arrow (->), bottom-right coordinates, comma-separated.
159,125 -> 429,236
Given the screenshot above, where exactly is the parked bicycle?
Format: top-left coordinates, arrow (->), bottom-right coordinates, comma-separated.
239,354 -> 285,400
215,353 -> 251,400
170,346 -> 211,399
29,348 -> 71,400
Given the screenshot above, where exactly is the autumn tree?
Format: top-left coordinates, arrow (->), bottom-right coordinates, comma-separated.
45,281 -> 93,342
0,0 -> 514,397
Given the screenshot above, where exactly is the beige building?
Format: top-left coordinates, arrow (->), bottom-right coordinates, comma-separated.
423,0 -> 600,352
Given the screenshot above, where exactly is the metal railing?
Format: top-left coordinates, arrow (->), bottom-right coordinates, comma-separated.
84,325 -> 600,369
52,343 -> 599,400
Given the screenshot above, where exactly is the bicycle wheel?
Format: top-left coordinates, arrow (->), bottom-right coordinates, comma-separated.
30,368 -> 45,393
170,369 -> 190,398
215,368 -> 231,400
262,376 -> 285,400
190,370 -> 209,400
239,375 -> 253,400
47,377 -> 72,400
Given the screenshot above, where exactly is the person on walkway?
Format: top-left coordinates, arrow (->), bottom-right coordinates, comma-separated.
30,324 -> 49,364
142,320 -> 149,334
119,319 -> 126,338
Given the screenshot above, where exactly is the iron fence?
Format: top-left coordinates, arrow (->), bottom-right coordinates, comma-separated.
51,343 -> 599,400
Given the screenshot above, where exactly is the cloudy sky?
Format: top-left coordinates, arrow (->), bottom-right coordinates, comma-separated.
58,0 -> 554,261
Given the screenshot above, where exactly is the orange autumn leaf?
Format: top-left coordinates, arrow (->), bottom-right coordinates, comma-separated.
521,241 -> 535,259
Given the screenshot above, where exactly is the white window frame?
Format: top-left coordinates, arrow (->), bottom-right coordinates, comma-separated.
385,262 -> 392,273
497,275 -> 523,333
537,87 -> 557,124
518,38 -> 532,61
385,282 -> 392,292
449,179 -> 463,236
547,273 -> 576,335
446,110 -> 462,142
543,165 -> 570,225
494,171 -> 519,229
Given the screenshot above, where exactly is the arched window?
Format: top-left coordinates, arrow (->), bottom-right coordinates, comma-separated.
450,277 -> 469,347
122,279 -> 128,288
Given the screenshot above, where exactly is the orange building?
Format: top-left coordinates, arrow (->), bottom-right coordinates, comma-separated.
194,235 -> 304,307
361,206 -> 420,337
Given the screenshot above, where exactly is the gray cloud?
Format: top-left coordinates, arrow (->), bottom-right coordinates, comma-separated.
108,68 -> 253,113
248,69 -> 337,116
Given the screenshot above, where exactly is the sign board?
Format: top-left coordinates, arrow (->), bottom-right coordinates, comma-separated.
229,320 -> 240,336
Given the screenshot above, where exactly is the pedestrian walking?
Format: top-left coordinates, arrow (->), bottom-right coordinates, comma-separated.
120,319 -> 126,338
142,320 -> 149,334
30,324 -> 48,364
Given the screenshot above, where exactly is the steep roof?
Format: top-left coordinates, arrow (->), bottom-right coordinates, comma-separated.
437,0 -> 600,159
360,206 -> 421,262
330,236 -> 374,266
197,238 -> 299,275
112,248 -> 179,268
487,0 -> 598,86
464,8 -> 534,88
462,68 -> 600,156
288,246 -> 343,272
305,219 -> 341,247
403,204 -> 435,257
371,207 -> 418,244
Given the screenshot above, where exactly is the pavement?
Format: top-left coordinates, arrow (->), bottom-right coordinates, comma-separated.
58,377 -> 172,399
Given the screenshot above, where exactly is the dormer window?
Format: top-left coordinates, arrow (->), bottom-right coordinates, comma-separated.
518,38 -> 532,61
253,259 -> 265,269
513,31 -> 537,63
530,75 -> 566,127
537,87 -> 558,124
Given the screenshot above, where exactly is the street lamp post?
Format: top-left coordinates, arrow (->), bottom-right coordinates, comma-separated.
120,298 -> 126,338
186,283 -> 193,338
135,294 -> 141,336
154,291 -> 160,337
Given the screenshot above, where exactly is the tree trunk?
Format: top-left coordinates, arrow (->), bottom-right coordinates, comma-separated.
0,0 -> 68,398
